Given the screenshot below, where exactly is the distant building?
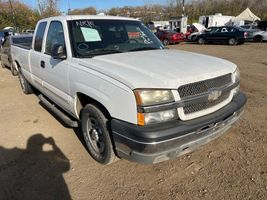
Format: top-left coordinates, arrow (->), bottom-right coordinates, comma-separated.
199,13 -> 233,28
169,16 -> 188,33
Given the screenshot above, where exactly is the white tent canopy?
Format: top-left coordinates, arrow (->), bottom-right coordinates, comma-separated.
233,8 -> 260,22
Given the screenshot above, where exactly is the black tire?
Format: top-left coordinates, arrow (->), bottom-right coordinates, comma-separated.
253,35 -> 262,43
1,61 -> 5,68
198,37 -> 205,44
228,37 -> 237,45
191,35 -> 196,42
11,62 -> 18,76
162,38 -> 169,46
81,104 -> 117,164
18,68 -> 33,94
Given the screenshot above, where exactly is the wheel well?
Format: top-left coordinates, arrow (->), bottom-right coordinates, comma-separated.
76,93 -> 111,119
254,35 -> 262,39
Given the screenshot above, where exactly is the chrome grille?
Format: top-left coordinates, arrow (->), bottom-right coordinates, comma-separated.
178,74 -> 232,98
178,74 -> 232,115
183,92 -> 230,114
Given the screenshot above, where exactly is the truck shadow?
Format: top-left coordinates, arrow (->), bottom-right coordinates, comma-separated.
0,133 -> 71,200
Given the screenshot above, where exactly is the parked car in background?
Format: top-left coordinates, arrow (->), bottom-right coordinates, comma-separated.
188,26 -> 218,42
240,24 -> 261,32
155,30 -> 184,45
0,31 -> 4,47
0,35 -> 33,75
197,26 -> 249,45
24,29 -> 35,34
253,31 -> 267,42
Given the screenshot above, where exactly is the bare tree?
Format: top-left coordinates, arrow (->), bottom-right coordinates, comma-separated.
37,0 -> 60,17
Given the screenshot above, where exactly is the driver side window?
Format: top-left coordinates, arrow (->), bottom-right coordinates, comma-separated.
45,21 -> 66,55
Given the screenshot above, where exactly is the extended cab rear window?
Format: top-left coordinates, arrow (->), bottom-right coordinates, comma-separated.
12,37 -> 33,44
34,22 -> 47,52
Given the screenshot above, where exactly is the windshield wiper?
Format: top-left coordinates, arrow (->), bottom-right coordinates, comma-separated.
129,47 -> 161,52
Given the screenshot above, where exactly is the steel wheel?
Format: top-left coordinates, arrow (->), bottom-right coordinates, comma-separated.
85,117 -> 105,154
81,104 -> 117,164
253,35 -> 262,43
163,38 -> 169,46
198,38 -> 205,44
228,38 -> 237,45
18,68 -> 33,94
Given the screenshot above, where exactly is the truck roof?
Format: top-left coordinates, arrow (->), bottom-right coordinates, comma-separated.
39,15 -> 140,22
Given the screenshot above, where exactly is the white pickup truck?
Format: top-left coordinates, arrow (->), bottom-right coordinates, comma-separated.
11,15 -> 246,164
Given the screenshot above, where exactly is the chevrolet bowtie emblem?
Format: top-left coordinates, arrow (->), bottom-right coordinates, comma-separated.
208,90 -> 222,102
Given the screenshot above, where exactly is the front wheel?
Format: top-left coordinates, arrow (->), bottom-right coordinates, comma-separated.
191,35 -> 196,42
81,104 -> 117,164
228,38 -> 237,45
198,37 -> 205,44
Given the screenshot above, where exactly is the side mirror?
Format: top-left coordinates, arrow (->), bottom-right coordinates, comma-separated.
51,44 -> 67,60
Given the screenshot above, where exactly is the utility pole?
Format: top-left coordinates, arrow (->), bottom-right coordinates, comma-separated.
67,0 -> 71,15
182,0 -> 185,16
8,0 -> 17,31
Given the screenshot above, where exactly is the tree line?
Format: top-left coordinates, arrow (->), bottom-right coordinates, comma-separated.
0,0 -> 266,31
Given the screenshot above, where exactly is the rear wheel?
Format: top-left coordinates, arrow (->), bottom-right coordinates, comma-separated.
11,62 -> 18,76
228,38 -> 237,45
81,104 -> 117,165
18,68 -> 33,94
1,61 -> 5,68
162,38 -> 169,46
198,37 -> 205,44
253,35 -> 262,43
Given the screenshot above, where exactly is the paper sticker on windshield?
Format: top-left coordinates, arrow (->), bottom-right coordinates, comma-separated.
81,27 -> 101,42
136,27 -> 153,44
128,32 -> 140,38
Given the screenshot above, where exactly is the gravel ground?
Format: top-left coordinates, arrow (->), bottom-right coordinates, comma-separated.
0,43 -> 266,200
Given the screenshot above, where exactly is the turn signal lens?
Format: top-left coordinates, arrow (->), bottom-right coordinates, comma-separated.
137,113 -> 145,126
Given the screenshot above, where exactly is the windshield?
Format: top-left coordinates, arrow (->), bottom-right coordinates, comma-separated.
68,19 -> 164,58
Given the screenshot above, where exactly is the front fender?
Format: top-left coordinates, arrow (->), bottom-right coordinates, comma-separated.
69,65 -> 138,124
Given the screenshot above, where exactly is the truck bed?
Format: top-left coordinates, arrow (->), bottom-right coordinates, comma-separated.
12,43 -> 32,50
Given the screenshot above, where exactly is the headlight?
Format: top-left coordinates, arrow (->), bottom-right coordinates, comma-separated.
134,89 -> 177,125
134,89 -> 174,106
233,68 -> 240,83
232,68 -> 240,96
138,109 -> 177,125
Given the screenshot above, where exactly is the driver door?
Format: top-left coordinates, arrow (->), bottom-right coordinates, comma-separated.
38,20 -> 71,111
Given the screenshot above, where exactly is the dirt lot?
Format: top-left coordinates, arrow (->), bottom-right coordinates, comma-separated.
0,43 -> 266,200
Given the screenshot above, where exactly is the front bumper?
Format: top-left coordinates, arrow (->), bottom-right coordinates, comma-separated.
111,92 -> 246,164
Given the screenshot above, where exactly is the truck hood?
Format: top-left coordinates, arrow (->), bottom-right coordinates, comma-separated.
78,49 -> 236,89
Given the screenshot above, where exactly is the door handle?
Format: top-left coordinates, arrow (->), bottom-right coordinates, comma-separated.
40,60 -> 45,68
